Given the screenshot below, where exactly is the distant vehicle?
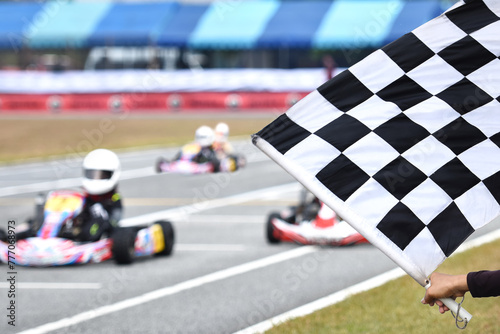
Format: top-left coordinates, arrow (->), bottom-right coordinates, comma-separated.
84,46 -> 206,70
266,191 -> 368,246
156,143 -> 246,175
84,46 -> 177,70
156,125 -> 246,175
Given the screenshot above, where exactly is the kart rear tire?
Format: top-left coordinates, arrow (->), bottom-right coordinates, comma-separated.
155,220 -> 175,256
236,155 -> 246,169
266,213 -> 281,244
155,157 -> 166,173
112,227 -> 137,264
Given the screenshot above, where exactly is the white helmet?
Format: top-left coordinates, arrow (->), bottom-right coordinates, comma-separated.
215,122 -> 229,143
82,149 -> 121,195
195,126 -> 215,147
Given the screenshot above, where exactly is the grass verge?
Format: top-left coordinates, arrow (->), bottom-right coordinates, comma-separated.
265,238 -> 500,334
0,114 -> 277,162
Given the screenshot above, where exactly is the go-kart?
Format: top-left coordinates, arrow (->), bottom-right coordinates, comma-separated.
266,195 -> 368,246
156,156 -> 246,174
0,190 -> 174,266
156,158 -> 216,174
156,145 -> 246,174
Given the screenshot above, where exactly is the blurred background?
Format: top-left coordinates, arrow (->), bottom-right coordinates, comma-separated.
0,0 -> 456,112
0,0 -> 455,70
5,2 -> 500,334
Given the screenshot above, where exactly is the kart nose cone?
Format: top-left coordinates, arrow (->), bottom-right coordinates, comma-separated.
14,238 -> 78,266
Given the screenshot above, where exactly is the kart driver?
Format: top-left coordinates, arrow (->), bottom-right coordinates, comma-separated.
173,125 -> 221,171
13,149 -> 123,242
284,188 -> 322,223
212,122 -> 246,172
213,122 -> 234,158
77,148 -> 123,242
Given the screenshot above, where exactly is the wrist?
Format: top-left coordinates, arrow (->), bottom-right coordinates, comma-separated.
452,274 -> 469,295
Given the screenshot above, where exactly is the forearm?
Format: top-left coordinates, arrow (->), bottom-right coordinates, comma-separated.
467,270 -> 500,298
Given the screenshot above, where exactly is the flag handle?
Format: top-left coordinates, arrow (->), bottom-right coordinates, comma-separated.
424,282 -> 472,327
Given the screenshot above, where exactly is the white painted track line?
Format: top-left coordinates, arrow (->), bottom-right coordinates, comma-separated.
0,167 -> 156,197
0,282 -> 102,289
17,246 -> 317,334
233,268 -> 406,334
234,228 -> 500,334
176,244 -> 247,251
185,215 -> 265,224
119,182 -> 301,226
0,145 -> 269,197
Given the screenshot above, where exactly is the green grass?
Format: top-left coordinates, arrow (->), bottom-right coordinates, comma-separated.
265,239 -> 500,334
0,114 -> 277,162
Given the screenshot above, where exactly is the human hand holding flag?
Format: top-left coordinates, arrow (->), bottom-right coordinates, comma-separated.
253,0 -> 500,327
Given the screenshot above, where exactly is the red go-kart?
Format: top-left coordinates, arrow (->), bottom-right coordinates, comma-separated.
266,196 -> 368,247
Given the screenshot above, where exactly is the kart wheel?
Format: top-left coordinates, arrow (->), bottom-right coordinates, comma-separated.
266,213 -> 281,244
236,155 -> 246,169
155,157 -> 166,173
112,227 -> 137,264
155,220 -> 175,256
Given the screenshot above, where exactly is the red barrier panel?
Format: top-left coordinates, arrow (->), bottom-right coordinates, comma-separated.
0,92 -> 309,113
0,94 -> 51,111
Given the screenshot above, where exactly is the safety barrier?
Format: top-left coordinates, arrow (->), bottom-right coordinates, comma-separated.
0,92 -> 308,113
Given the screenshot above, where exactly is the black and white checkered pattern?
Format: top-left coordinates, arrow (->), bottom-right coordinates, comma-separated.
254,0 -> 500,281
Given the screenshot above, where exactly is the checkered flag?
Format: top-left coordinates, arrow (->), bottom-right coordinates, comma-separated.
254,0 -> 500,321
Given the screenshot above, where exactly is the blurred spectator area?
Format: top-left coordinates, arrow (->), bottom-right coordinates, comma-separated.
0,0 -> 455,71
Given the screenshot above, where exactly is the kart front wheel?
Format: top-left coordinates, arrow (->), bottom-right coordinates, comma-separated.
154,220 -> 175,256
112,228 -> 137,264
266,213 -> 281,244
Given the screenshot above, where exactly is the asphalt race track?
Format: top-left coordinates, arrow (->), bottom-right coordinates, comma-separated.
1,140 -> 499,334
